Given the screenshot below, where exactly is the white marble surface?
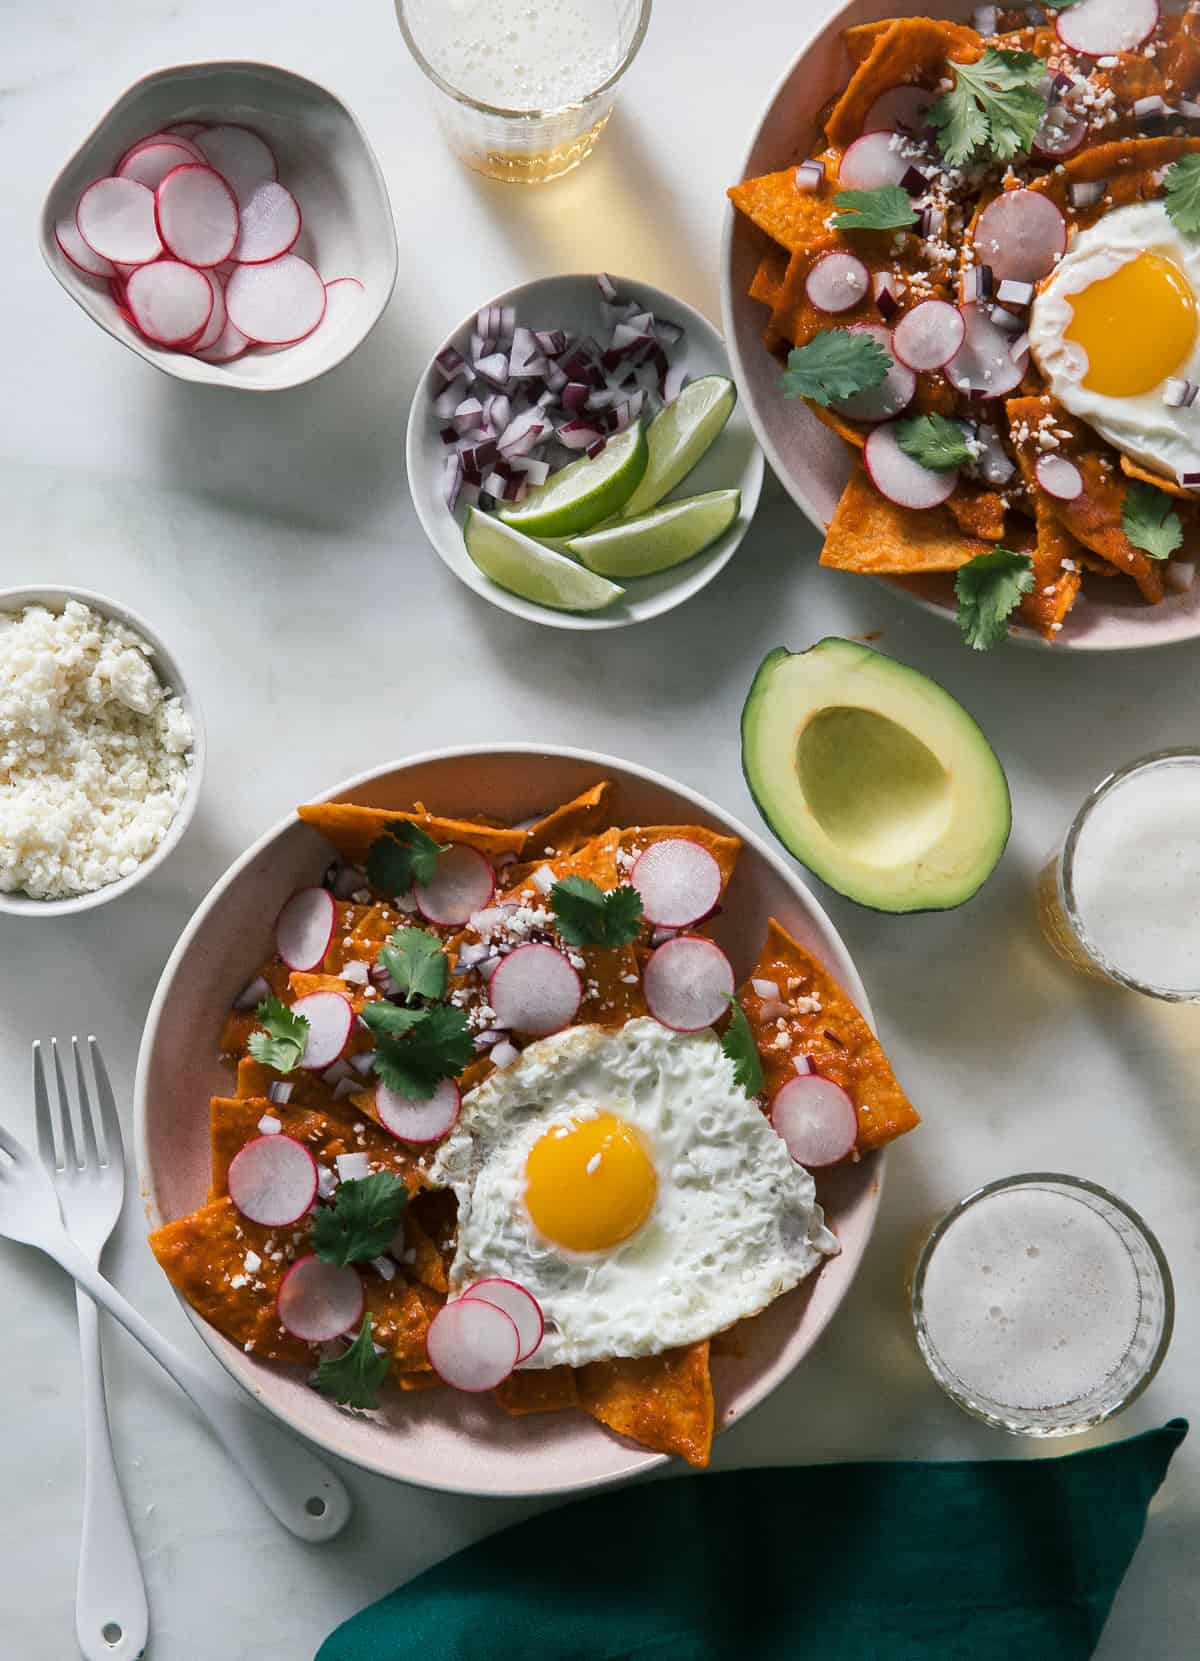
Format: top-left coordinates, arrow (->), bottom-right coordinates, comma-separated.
1,2 -> 1197,1657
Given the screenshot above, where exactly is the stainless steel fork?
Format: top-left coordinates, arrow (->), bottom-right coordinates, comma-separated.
35,1037 -> 148,1661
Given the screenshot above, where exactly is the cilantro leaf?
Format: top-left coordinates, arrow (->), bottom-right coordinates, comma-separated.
372,1003 -> 474,1100
1038,0 -> 1080,9
722,998 -> 765,1098
895,414 -> 974,472
312,1170 -> 409,1267
550,875 -> 644,948
781,329 -> 892,407
1165,155 -> 1200,236
365,821 -> 449,896
930,50 -> 1047,167
310,1314 -> 390,1410
360,1000 -> 427,1038
954,548 -> 1034,650
831,186 -> 918,232
247,996 -> 309,1074
381,926 -> 448,1004
1122,480 -> 1184,561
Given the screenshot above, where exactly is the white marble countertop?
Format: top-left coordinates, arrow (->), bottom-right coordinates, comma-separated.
1,2 -> 1196,1656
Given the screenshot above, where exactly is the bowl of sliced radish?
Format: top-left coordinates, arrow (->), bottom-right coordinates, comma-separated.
41,60 -> 397,390
136,745 -> 884,1497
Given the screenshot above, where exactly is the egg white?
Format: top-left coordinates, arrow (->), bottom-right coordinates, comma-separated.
426,1017 -> 838,1370
1029,201 -> 1200,485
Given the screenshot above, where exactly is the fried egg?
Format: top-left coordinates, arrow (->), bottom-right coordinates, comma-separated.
425,1017 -> 837,1369
1029,202 -> 1200,485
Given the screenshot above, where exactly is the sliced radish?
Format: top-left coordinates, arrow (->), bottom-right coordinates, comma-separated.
76,177 -> 162,265
1033,106 -> 1087,160
164,121 -> 208,140
972,190 -> 1066,285
119,140 -> 206,191
276,1254 -> 364,1342
630,838 -> 722,928
225,254 -> 326,345
838,130 -> 910,190
1056,0 -> 1158,55
195,314 -> 250,363
771,1076 -> 858,1169
891,300 -> 965,371
425,1298 -> 520,1392
227,1134 -> 317,1226
864,422 -> 958,509
231,180 -> 301,264
374,1077 -> 461,1144
154,164 -> 239,267
805,251 -> 870,314
191,269 -> 228,354
1035,454 -> 1084,500
488,943 -> 582,1037
829,324 -> 915,423
862,86 -> 934,134
194,123 -> 278,205
414,844 -> 495,927
642,936 -> 735,1033
464,1279 -> 543,1363
276,886 -> 336,971
55,216 -> 115,279
946,304 -> 1029,399
125,261 -> 213,346
291,991 -> 354,1071
313,277 -> 365,338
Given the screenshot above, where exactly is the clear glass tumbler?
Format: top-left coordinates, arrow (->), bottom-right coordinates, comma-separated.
395,0 -> 652,184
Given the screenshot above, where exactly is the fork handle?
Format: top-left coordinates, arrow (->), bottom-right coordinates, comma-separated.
52,1239 -> 351,1543
75,1288 -> 149,1661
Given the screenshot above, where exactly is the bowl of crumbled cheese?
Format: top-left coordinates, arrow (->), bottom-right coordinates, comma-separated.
0,588 -> 204,914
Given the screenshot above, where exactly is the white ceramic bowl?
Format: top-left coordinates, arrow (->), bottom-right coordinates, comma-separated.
136,746 -> 882,1498
40,61 -> 397,392
0,586 -> 205,917
719,0 -> 1200,652
407,274 -> 764,629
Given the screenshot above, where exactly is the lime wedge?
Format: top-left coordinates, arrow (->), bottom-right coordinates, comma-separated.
568,489 -> 741,578
620,375 -> 737,519
496,423 -> 649,539
464,508 -> 625,612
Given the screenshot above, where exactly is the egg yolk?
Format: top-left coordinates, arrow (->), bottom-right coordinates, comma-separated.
1064,252 -> 1197,398
525,1113 -> 657,1252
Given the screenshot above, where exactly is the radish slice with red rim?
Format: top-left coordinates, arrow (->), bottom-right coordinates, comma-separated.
1035,454 -> 1084,501
225,254 -> 326,345
232,180 -> 301,264
193,123 -> 278,204
277,886 -> 336,971
771,1076 -> 858,1169
374,1078 -> 461,1144
864,422 -> 959,510
805,251 -> 871,315
125,260 -> 213,346
119,140 -> 206,191
1055,0 -> 1158,56
828,324 -> 915,423
155,164 -> 239,267
227,1134 -> 317,1226
414,844 -> 495,927
489,943 -> 582,1037
464,1279 -> 544,1363
425,1298 -> 520,1392
630,838 -> 722,928
313,277 -> 365,337
1033,107 -> 1087,160
196,315 -> 250,363
972,190 -> 1066,285
55,216 -> 116,279
945,304 -> 1029,399
164,121 -> 208,140
838,130 -> 911,189
862,86 -> 933,134
117,131 -> 205,170
76,177 -> 163,265
276,1254 -> 364,1342
191,270 -> 228,355
891,300 -> 965,371
291,991 -> 353,1071
642,935 -> 735,1032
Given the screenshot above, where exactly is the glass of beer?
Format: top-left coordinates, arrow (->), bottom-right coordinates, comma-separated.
395,0 -> 653,184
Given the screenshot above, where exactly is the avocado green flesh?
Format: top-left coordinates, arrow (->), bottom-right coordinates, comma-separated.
741,639 -> 1010,913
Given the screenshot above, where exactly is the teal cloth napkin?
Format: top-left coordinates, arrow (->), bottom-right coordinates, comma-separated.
318,1419 -> 1186,1661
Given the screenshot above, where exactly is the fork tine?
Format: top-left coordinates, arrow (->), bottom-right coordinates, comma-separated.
0,1117 -> 30,1167
88,1039 -> 123,1168
51,1038 -> 80,1171
33,1041 -> 59,1170
73,1037 -> 104,1169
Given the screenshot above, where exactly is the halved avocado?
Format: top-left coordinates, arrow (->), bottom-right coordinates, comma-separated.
741,639 -> 1010,913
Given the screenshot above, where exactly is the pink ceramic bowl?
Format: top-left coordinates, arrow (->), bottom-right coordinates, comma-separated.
136,746 -> 883,1497
719,0 -> 1200,652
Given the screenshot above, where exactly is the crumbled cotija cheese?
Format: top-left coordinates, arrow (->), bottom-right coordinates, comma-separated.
0,600 -> 193,899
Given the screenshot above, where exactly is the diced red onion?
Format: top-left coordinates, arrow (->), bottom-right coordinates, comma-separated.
234,975 -> 271,1011
795,159 -> 825,193
586,436 -> 607,459
1008,331 -> 1030,363
542,361 -> 568,393
439,425 -> 457,446
751,978 -> 781,1001
1164,378 -> 1199,409
433,379 -> 467,419
663,363 -> 689,402
596,273 -> 618,302
900,165 -> 928,194
351,888 -> 372,906
973,4 -> 997,32
497,408 -> 547,456
474,1028 -> 508,1052
1181,99 -> 1200,123
963,265 -> 994,303
476,305 -> 499,340
793,1054 -> 816,1077
330,866 -> 366,901
497,305 -> 516,342
491,1040 -> 520,1069
322,1059 -> 354,1086
651,926 -> 678,947
444,453 -> 463,510
474,353 -> 510,388
996,278 -> 1034,307
482,393 -> 511,432
563,381 -> 591,413
1069,180 -> 1106,210
990,305 -> 1024,335
268,1080 -> 293,1104
510,455 -> 550,485
1134,95 -> 1171,132
873,271 -> 901,321
502,474 -> 528,503
483,470 -> 508,498
1166,560 -> 1195,592
434,345 -> 466,383
653,316 -> 685,347
509,326 -> 547,378
460,480 -> 481,507
349,1050 -> 376,1076
557,420 -> 604,450
1181,469 -> 1200,488
460,439 -> 498,472
533,328 -> 568,356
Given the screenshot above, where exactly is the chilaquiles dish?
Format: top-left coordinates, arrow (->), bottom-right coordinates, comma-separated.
729,6 -> 1200,645
149,784 -> 917,1467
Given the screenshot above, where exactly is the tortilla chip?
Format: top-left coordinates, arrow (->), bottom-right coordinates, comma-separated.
365,1275 -> 443,1376
824,17 -> 981,149
809,401 -> 867,449
401,1211 -> 449,1295
209,1094 -> 419,1204
741,919 -> 919,1153
821,461 -> 987,574
750,246 -> 789,309
617,824 -> 741,901
1018,495 -> 1083,641
947,482 -> 1007,542
518,782 -> 612,861
843,18 -> 892,67
1031,137 -> 1200,230
577,1342 -> 714,1469
495,1367 -> 579,1416
234,1053 -> 346,1112
727,170 -> 839,257
1120,455 -> 1196,501
297,801 -> 526,868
